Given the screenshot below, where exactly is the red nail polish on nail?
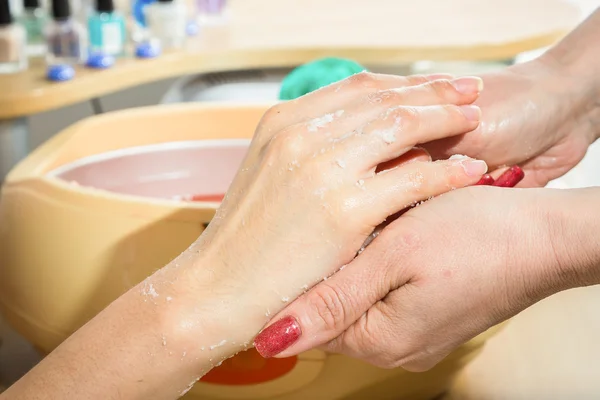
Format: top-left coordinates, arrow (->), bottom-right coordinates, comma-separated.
492,166 -> 525,187
254,316 -> 301,358
475,174 -> 495,186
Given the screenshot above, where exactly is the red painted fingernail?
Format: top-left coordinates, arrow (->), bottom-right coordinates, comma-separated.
475,174 -> 495,186
492,166 -> 525,187
254,316 -> 301,358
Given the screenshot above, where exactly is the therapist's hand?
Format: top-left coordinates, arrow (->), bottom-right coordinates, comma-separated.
256,186 -> 600,370
424,58 -> 600,187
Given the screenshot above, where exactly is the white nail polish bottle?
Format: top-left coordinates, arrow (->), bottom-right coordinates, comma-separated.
146,0 -> 186,50
0,0 -> 28,73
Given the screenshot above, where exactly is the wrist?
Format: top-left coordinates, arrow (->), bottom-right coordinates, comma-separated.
541,187 -> 600,291
157,249 -> 266,365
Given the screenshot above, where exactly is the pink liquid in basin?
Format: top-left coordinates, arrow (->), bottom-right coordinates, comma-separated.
47,140 -> 249,202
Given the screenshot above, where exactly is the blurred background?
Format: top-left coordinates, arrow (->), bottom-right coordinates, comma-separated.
0,0 -> 599,397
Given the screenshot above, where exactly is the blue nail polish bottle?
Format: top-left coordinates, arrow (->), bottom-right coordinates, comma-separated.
87,0 -> 126,56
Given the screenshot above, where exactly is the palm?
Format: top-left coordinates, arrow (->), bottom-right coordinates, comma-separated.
425,60 -> 592,187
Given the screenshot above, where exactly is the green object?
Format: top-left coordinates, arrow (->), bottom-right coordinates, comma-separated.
279,57 -> 367,101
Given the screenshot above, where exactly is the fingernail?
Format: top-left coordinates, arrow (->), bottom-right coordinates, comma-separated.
459,105 -> 481,122
492,165 -> 525,187
451,76 -> 484,94
254,316 -> 301,358
475,174 -> 495,185
461,159 -> 488,177
449,154 -> 469,161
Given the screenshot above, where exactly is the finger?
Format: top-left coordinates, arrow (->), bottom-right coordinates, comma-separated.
253,238 -> 394,359
336,105 -> 481,172
324,285 -> 454,372
263,72 -> 452,135
375,147 -> 431,173
355,156 -> 487,224
309,77 -> 483,139
233,74 -> 467,198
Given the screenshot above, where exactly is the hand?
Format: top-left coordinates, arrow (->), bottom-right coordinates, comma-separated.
0,74 -> 488,400
190,72 -> 489,352
256,186 -> 599,371
424,58 -> 600,187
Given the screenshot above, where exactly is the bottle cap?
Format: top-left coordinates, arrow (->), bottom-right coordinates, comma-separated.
47,64 -> 75,82
23,0 -> 41,10
0,0 -> 13,26
51,0 -> 71,20
135,42 -> 161,59
96,0 -> 114,13
86,52 -> 115,69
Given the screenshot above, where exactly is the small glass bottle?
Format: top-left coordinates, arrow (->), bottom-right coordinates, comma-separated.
0,0 -> 27,73
196,0 -> 226,25
128,0 -> 154,44
18,0 -> 47,57
88,0 -> 126,56
145,0 -> 186,50
45,0 -> 88,64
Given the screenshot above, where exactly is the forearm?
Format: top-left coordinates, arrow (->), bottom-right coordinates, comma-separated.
542,8 -> 600,140
545,8 -> 600,83
0,246 -> 258,400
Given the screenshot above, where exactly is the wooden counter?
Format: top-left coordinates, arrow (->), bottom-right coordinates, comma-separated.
445,285 -> 600,399
0,0 -> 581,119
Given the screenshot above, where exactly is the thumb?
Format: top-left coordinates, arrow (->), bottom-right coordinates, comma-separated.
252,235 -> 411,359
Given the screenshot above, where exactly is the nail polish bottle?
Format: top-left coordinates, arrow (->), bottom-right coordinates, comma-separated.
18,0 -> 48,56
145,0 -> 186,50
196,0 -> 226,25
0,0 -> 27,73
88,0 -> 126,56
129,0 -> 154,43
45,0 -> 88,64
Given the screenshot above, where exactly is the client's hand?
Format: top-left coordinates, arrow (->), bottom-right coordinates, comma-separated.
196,72 -> 488,349
263,186 -> 600,371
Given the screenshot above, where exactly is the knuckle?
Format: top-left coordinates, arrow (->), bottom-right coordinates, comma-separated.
405,74 -> 429,85
311,283 -> 351,332
428,80 -> 458,100
367,89 -> 405,106
347,71 -> 380,88
394,106 -> 420,122
390,106 -> 421,132
443,104 -> 468,122
262,103 -> 285,123
265,128 -> 306,161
